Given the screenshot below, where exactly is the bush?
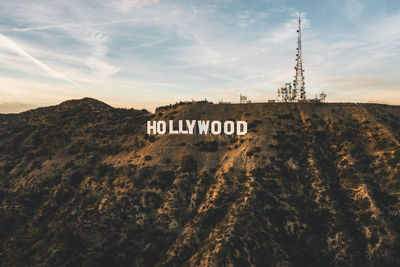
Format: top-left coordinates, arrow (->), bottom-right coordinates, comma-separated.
69,171 -> 84,186
95,163 -> 111,177
152,170 -> 175,190
180,154 -> 198,172
248,119 -> 261,130
194,141 -> 218,152
246,150 -> 254,157
54,223 -> 86,251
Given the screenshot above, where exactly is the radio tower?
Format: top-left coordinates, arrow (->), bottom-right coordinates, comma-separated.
293,11 -> 306,100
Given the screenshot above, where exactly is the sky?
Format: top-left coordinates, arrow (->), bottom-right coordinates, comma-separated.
0,0 -> 400,112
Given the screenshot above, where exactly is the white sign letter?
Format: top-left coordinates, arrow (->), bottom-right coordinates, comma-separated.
224,121 -> 235,135
186,120 -> 196,134
211,121 -> 222,135
147,121 -> 157,135
198,121 -> 210,134
237,121 -> 247,135
169,120 -> 178,134
157,121 -> 166,134
179,120 -> 188,134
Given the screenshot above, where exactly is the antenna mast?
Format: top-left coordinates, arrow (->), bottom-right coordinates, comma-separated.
293,11 -> 306,100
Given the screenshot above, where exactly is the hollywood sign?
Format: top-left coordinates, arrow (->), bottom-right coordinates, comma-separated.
147,120 -> 248,135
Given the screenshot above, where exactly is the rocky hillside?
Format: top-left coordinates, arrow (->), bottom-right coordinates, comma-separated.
0,98 -> 399,266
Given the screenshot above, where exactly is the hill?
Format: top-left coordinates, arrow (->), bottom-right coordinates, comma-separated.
0,98 -> 399,266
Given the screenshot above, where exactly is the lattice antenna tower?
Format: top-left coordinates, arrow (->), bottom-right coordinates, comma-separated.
293,11 -> 306,100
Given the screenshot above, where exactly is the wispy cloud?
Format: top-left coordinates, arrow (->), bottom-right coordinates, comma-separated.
12,23 -> 74,32
344,0 -> 364,23
0,32 -> 77,85
325,77 -> 383,89
12,18 -> 156,32
268,11 -> 309,44
71,27 -> 120,78
117,0 -> 160,12
13,24 -> 120,79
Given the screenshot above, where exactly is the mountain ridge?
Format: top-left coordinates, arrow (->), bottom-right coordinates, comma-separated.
0,98 -> 399,266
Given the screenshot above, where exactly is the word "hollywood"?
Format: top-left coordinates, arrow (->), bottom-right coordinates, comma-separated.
147,120 -> 248,135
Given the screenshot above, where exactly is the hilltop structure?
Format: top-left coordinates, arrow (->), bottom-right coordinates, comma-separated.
277,12 -> 326,103
293,11 -> 306,100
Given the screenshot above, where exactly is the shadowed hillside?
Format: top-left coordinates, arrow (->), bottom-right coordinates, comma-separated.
0,98 -> 399,266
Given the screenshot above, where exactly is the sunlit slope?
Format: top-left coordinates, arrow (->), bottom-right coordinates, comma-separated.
0,98 -> 399,266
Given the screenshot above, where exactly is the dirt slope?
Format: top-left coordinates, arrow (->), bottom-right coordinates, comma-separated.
0,98 -> 399,266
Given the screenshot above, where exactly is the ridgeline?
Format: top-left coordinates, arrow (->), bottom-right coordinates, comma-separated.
0,98 -> 399,266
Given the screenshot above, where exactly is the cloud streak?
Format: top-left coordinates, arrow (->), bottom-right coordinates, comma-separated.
0,32 -> 77,85
117,0 -> 160,12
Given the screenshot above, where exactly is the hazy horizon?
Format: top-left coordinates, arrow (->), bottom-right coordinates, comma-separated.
1,0 -> 400,113
1,97 -> 398,114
